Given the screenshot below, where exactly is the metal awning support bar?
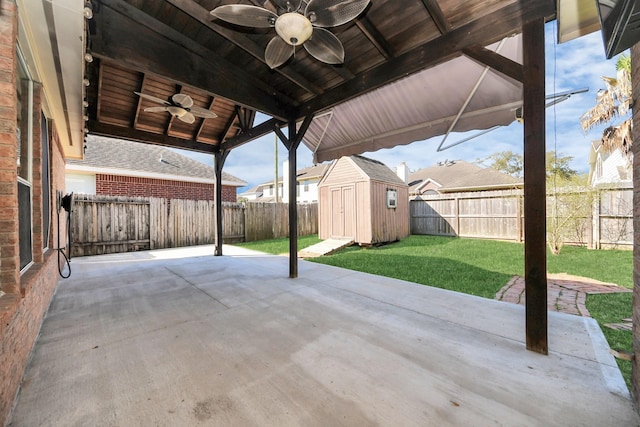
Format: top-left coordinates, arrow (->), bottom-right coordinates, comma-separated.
437,38 -> 508,151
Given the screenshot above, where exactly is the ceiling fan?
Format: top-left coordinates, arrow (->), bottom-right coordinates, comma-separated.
134,92 -> 218,124
210,0 -> 370,69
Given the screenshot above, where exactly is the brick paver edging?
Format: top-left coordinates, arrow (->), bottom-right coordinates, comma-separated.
495,276 -> 631,317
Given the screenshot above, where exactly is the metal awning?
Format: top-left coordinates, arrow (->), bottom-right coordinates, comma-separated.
303,34 -> 523,163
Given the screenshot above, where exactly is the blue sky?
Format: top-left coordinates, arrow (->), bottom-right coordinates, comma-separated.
177,22 -> 625,191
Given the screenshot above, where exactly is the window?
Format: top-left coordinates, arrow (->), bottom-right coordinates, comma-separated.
17,49 -> 33,271
386,188 -> 397,209
304,180 -> 309,192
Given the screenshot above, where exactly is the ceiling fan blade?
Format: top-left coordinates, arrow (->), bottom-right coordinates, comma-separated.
179,112 -> 196,124
210,5 -> 277,28
172,93 -> 194,109
189,106 -> 218,119
270,0 -> 303,12
265,36 -> 294,69
304,27 -> 344,64
144,106 -> 170,113
305,0 -> 370,27
135,91 -> 170,106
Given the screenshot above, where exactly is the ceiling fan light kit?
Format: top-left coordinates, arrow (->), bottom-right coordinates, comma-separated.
210,0 -> 370,69
275,13 -> 313,45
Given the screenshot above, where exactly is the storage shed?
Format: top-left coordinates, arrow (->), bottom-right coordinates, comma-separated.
318,155 -> 409,245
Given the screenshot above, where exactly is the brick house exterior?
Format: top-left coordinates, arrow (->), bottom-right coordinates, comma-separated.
67,136 -> 246,202
0,1 -> 73,423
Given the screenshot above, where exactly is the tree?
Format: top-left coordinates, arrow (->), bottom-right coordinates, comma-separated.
477,150 -> 577,181
580,54 -> 632,160
476,151 -> 523,177
545,151 -> 577,182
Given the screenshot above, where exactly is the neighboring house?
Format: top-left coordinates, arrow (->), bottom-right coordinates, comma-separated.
240,163 -> 329,204
66,136 -> 246,202
408,160 -> 523,195
238,185 -> 263,202
318,155 -> 409,245
588,140 -> 632,188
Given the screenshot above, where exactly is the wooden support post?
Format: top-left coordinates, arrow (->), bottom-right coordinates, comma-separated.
288,121 -> 299,278
275,116 -> 314,278
523,18 -> 548,354
214,149 -> 229,256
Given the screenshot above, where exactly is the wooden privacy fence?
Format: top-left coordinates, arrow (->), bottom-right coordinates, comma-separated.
410,187 -> 633,249
71,195 -> 318,256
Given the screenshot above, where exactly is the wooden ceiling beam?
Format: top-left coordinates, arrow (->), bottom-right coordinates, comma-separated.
462,46 -> 524,83
91,0 -> 297,121
132,73 -> 148,129
165,0 -> 324,96
221,118 -> 285,151
195,96 -> 216,141
356,17 -> 394,59
88,120 -> 216,153
296,0 -> 555,119
421,0 -> 451,34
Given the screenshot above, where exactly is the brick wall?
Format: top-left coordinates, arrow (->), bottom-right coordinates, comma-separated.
0,1 -> 66,422
0,0 -> 18,296
95,174 -> 238,202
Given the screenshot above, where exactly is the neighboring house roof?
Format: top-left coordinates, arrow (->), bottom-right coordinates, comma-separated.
239,185 -> 262,196
66,136 -> 246,187
254,163 -> 330,189
296,163 -> 329,181
409,160 -> 522,194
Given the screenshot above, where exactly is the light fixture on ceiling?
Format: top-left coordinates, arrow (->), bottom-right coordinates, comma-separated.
210,0 -> 370,69
275,13 -> 313,46
84,52 -> 93,63
83,99 -> 89,108
83,78 -> 90,87
83,1 -> 93,19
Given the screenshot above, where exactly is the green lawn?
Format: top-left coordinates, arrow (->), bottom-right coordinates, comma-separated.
234,234 -> 634,388
234,234 -> 321,255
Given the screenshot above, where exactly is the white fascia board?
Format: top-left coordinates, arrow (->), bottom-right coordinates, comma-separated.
65,164 -> 246,187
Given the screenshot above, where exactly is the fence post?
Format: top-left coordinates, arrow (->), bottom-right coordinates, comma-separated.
593,190 -> 601,250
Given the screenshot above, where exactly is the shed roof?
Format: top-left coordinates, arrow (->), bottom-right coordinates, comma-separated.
409,160 -> 522,193
350,156 -> 407,185
320,155 -> 406,186
67,136 -> 247,187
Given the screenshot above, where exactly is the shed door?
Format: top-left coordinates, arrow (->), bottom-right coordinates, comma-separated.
330,185 -> 355,239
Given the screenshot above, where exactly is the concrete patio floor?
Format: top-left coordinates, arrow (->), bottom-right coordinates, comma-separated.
8,245 -> 639,426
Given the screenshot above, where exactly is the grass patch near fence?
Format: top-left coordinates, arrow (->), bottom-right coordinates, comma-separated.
234,235 -> 321,255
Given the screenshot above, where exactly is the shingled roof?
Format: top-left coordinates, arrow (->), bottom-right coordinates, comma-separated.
409,160 -> 522,194
67,136 -> 246,187
350,155 -> 407,185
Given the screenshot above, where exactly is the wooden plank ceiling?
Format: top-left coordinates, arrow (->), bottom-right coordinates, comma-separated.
85,0 -> 556,154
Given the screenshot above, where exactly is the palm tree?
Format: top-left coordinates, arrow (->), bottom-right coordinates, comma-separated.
580,55 -> 632,159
